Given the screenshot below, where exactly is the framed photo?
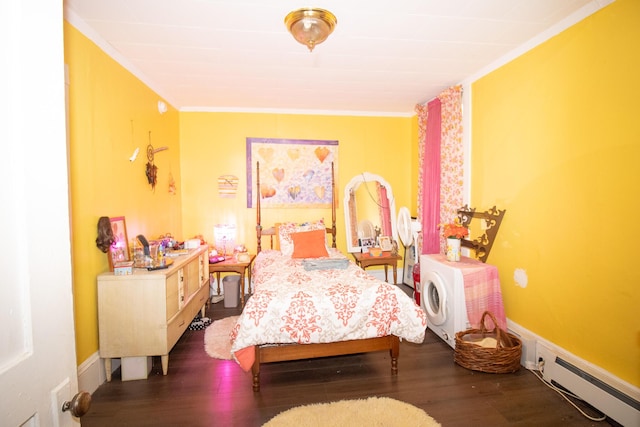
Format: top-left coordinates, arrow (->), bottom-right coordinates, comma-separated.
108,216 -> 130,271
379,236 -> 393,252
359,237 -> 376,248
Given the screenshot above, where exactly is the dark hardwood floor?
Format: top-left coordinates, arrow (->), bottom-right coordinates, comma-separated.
83,290 -> 614,427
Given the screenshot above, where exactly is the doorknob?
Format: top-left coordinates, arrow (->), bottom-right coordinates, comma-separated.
62,391 -> 92,417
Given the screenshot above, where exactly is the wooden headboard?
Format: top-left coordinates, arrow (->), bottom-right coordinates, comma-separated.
255,161 -> 337,253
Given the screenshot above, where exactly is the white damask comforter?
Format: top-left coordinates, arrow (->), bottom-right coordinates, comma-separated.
230,249 -> 426,371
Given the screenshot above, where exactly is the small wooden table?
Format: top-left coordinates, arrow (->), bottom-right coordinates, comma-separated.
209,254 -> 255,307
352,251 -> 402,284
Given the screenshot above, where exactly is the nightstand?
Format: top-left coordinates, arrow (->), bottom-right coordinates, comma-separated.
352,251 -> 402,285
209,254 -> 256,307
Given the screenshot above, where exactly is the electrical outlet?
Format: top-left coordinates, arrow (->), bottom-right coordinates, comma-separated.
535,342 -> 556,382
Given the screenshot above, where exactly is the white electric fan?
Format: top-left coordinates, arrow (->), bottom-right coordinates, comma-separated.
396,207 -> 421,288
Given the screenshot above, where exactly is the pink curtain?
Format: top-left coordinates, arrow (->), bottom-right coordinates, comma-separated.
348,190 -> 358,247
416,85 -> 463,255
418,98 -> 442,254
378,185 -> 392,237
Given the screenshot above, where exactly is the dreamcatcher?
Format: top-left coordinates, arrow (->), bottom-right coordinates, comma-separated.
144,131 -> 169,191
145,142 -> 158,190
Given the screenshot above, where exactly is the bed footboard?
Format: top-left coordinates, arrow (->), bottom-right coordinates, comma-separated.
251,335 -> 400,392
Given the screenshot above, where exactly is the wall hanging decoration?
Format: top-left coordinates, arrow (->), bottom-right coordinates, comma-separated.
218,174 -> 239,198
246,137 -> 338,208
145,134 -> 158,189
129,147 -> 139,162
457,205 -> 506,263
144,131 -> 169,191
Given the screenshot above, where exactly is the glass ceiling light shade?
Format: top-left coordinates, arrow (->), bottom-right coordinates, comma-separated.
284,8 -> 337,52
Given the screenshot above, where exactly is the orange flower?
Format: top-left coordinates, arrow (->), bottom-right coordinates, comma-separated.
440,220 -> 469,239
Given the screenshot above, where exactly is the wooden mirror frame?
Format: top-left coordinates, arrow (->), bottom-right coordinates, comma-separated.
457,205 -> 505,263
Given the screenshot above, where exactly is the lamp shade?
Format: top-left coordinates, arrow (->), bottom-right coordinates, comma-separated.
285,8 -> 337,52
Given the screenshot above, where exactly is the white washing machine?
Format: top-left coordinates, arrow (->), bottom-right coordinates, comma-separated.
420,254 -> 470,348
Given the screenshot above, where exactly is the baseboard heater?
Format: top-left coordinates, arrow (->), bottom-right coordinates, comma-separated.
548,356 -> 639,426
507,321 -> 640,426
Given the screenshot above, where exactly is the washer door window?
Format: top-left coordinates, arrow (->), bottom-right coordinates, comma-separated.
422,271 -> 447,325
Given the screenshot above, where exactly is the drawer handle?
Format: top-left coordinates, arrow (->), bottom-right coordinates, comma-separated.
178,319 -> 185,327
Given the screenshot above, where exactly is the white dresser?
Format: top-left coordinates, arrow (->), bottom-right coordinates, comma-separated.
97,246 -> 209,381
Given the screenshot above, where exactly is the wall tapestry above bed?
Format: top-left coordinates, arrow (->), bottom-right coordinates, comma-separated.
246,137 -> 338,208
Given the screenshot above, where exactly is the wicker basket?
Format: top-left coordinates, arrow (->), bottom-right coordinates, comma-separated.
454,311 -> 522,374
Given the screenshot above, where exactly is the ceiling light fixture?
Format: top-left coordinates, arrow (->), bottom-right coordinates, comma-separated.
284,8 -> 337,52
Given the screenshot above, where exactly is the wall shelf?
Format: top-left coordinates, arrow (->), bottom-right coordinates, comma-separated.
457,205 -> 505,263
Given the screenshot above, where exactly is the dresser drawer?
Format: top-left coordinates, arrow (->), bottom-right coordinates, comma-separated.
165,269 -> 180,320
167,308 -> 190,350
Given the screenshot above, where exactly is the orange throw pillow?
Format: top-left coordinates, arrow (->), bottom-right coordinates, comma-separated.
291,229 -> 329,258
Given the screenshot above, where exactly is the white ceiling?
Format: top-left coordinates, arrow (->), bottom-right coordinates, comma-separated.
64,0 -> 608,116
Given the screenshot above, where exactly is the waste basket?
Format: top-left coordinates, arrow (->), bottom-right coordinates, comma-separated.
222,275 -> 240,308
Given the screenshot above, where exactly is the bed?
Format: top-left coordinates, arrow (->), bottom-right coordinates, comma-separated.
230,162 -> 426,391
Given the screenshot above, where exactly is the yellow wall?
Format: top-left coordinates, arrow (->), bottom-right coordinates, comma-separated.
410,116 -> 419,216
64,23 -> 183,363
471,0 -> 639,385
179,112 -> 414,255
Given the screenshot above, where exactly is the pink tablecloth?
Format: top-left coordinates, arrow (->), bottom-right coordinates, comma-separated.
430,254 -> 507,330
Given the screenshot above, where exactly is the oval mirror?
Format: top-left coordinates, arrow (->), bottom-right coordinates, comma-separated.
343,173 -> 397,253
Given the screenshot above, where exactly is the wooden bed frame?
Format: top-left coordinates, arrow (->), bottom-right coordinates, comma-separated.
252,161 -> 400,392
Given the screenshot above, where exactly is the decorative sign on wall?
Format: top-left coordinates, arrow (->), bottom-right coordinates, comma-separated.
246,138 -> 338,208
217,175 -> 239,198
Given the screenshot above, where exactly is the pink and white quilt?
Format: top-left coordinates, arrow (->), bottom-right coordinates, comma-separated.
230,249 -> 427,371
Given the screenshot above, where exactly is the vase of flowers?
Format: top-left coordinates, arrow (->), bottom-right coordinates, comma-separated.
446,238 -> 461,262
441,220 -> 469,262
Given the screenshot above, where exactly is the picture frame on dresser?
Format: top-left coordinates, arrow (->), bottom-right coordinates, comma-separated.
108,216 -> 130,271
379,236 -> 393,252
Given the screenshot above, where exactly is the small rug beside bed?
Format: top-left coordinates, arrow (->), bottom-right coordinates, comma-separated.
203,315 -> 238,360
262,397 -> 441,427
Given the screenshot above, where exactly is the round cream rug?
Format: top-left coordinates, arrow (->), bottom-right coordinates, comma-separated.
262,396 -> 441,427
